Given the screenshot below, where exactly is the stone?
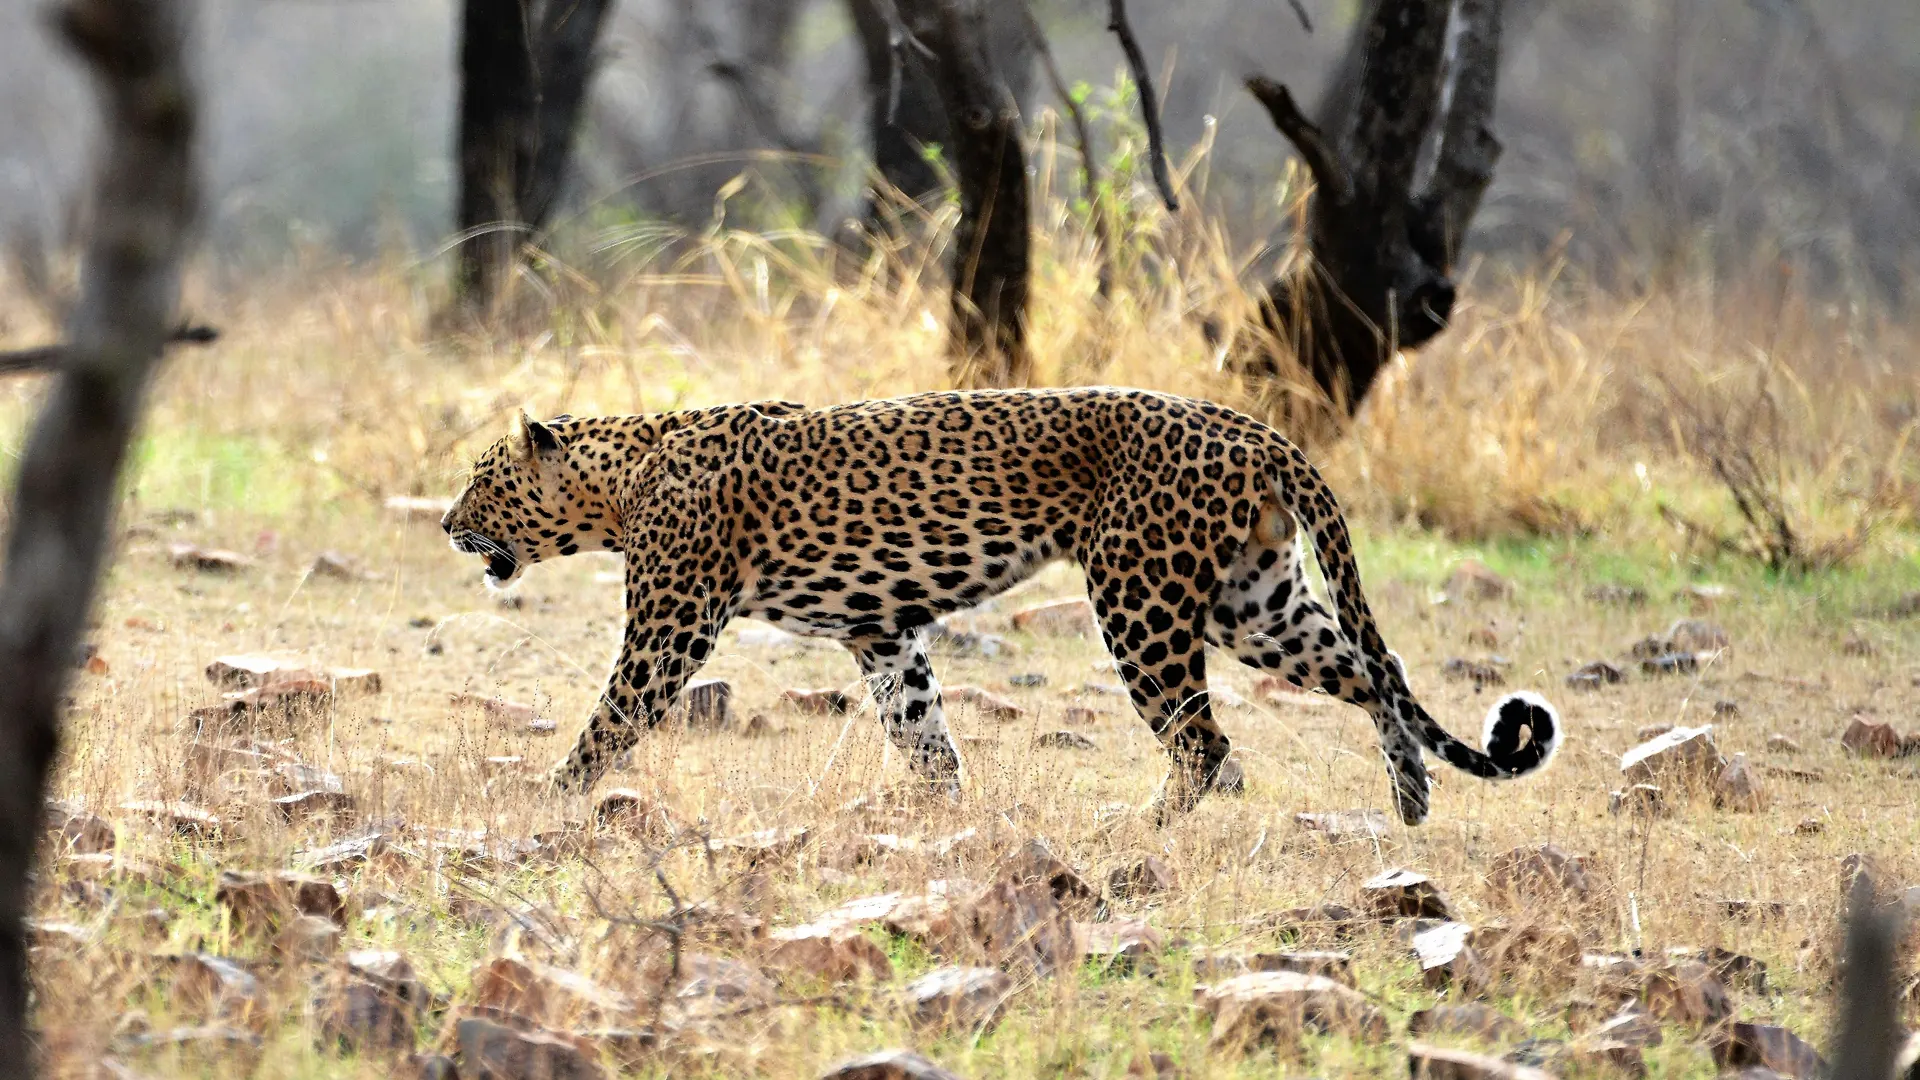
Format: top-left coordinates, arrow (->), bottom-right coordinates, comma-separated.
1010,598 -> 1095,637
1362,868 -> 1454,919
1467,624 -> 1502,648
1585,1008 -> 1662,1047
1565,660 -> 1624,691
1076,919 -> 1165,973
783,687 -> 856,715
1408,1044 -> 1554,1080
1639,652 -> 1703,676
1608,784 -> 1668,817
707,826 -> 809,866
272,914 -> 341,963
1061,706 -> 1103,725
1410,921 -> 1489,994
470,956 -> 632,1028
1008,672 -> 1047,688
1034,730 -> 1096,750
1668,946 -> 1768,993
1677,583 -> 1734,610
45,801 -> 114,854
1710,1023 -> 1826,1079
1249,951 -> 1354,987
1295,809 -> 1391,843
216,871 -> 346,932
668,952 -> 776,1019
1199,971 -> 1388,1051
120,800 -> 222,838
1210,752 -> 1247,795
1002,839 -> 1099,914
1269,903 -> 1367,937
761,925 -> 894,983
453,1016 -> 603,1080
957,879 -> 1078,975
1665,619 -> 1731,652
169,544 -> 252,573
1620,725 -> 1723,784
905,966 -> 1013,1033
449,693 -> 551,735
594,788 -> 678,841
1713,753 -> 1768,811
167,953 -> 265,1021
1108,856 -> 1176,901
316,957 -> 423,1054
206,653 -> 317,689
1442,658 -> 1507,688
1641,960 -> 1732,1027
1408,1003 -> 1523,1042
300,831 -> 399,875
1443,560 -> 1513,603
1842,716 -> 1903,758
1488,844 -> 1595,901
820,1050 -> 967,1080
677,678 -> 732,729
274,790 -> 357,823
1767,734 -> 1802,753
946,685 -> 1024,721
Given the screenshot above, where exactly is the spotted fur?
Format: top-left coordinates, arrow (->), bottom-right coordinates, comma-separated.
443,388 -> 1561,824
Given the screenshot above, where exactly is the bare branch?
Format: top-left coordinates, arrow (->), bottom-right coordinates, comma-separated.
1022,2 -> 1114,298
0,0 -> 199,1071
0,324 -> 217,376
1415,0 -> 1505,268
1105,0 -> 1179,211
1286,0 -> 1314,33
1245,76 -> 1352,204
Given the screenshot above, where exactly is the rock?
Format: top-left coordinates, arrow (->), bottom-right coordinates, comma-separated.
905,966 -> 1014,1033
1668,946 -> 1768,993
1108,856 -> 1177,901
1443,560 -> 1513,603
783,688 -> 856,715
1295,808 -> 1392,843
677,678 -> 732,729
925,620 -> 1011,658
1641,960 -> 1732,1027
1842,716 -> 1904,758
274,790 -> 358,823
1409,1003 -> 1524,1042
1076,919 -> 1165,973
1210,752 -> 1247,795
1718,898 -> 1788,921
308,552 -> 369,581
1250,951 -> 1354,986
1713,699 -> 1740,718
1767,734 -> 1801,753
707,826 -> 810,866
1586,584 -> 1648,607
945,685 -> 1024,721
761,925 -> 894,983
1010,598 -> 1094,637
1442,658 -> 1507,688
205,654 -> 319,690
1034,730 -> 1096,750
1409,1044 -> 1553,1080
120,800 -> 222,838
1002,839 -> 1100,915
1269,903 -> 1367,937
317,957 -> 423,1053
167,953 -> 265,1021
272,914 -> 341,963
1665,619 -> 1730,652
1565,660 -> 1624,691
1636,723 -> 1674,741
1677,583 -> 1734,610
1640,652 -> 1704,676
594,789 -> 678,841
1585,1008 -> 1662,1047
820,1050 -> 967,1080
300,831 -> 400,875
1469,923 -> 1581,977
1608,784 -> 1668,817
1710,1023 -> 1826,1079
1362,868 -> 1454,920
668,901 -> 766,951
470,956 -> 632,1027
453,1016 -> 603,1080
215,870 -> 347,932
1410,921 -> 1489,994
169,544 -> 253,573
1714,753 -> 1767,811
1466,624 -> 1502,648
450,693 -> 551,735
957,879 -> 1078,975
1488,844 -> 1595,901
1620,725 -> 1723,784
1125,1053 -> 1180,1080
45,801 -> 114,854
1199,971 -> 1388,1052
667,952 -> 777,1019
1061,706 -> 1103,725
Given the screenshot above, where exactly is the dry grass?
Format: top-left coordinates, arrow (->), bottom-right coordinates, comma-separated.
2,128 -> 1918,1078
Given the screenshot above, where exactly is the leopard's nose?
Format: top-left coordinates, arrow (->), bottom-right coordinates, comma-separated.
439,509 -> 455,534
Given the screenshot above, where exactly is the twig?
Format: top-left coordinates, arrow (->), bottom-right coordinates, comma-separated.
1245,76 -> 1352,204
1105,0 -> 1179,211
870,0 -> 934,125
1022,2 -> 1114,298
1286,0 -> 1315,33
0,324 -> 217,376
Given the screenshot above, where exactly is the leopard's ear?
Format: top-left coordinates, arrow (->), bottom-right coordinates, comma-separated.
508,409 -> 535,463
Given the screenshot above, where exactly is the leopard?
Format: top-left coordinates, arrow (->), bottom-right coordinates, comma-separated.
441,387 -> 1561,825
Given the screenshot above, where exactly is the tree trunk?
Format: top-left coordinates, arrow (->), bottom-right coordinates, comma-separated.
454,0 -> 614,308
847,0 -> 1036,221
0,0 -> 199,1073
1234,0 -> 1506,442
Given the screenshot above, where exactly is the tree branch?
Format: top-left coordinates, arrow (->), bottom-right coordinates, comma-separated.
1105,0 -> 1179,211
0,0 -> 198,1072
1245,76 -> 1352,204
1414,0 -> 1504,268
0,323 -> 216,376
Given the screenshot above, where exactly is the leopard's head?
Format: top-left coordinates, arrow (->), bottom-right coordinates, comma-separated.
442,411 -> 613,589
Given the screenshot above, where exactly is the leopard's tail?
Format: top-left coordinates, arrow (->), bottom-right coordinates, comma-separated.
1263,439 -> 1562,788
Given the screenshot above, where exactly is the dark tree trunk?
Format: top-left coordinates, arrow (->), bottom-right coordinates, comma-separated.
847,0 -> 1036,221
1235,0 -> 1506,442
454,0 -> 614,308
898,0 -> 1032,387
0,0 -> 199,1073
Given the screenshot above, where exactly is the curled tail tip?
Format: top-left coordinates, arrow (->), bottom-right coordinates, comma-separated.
1483,690 -> 1562,776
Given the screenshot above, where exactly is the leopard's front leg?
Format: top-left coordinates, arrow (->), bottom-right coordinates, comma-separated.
549,553 -> 739,793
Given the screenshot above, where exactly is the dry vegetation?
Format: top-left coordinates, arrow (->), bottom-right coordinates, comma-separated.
2,144 -> 1918,1079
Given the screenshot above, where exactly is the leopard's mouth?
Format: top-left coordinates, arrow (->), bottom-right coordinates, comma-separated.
450,530 -> 522,588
